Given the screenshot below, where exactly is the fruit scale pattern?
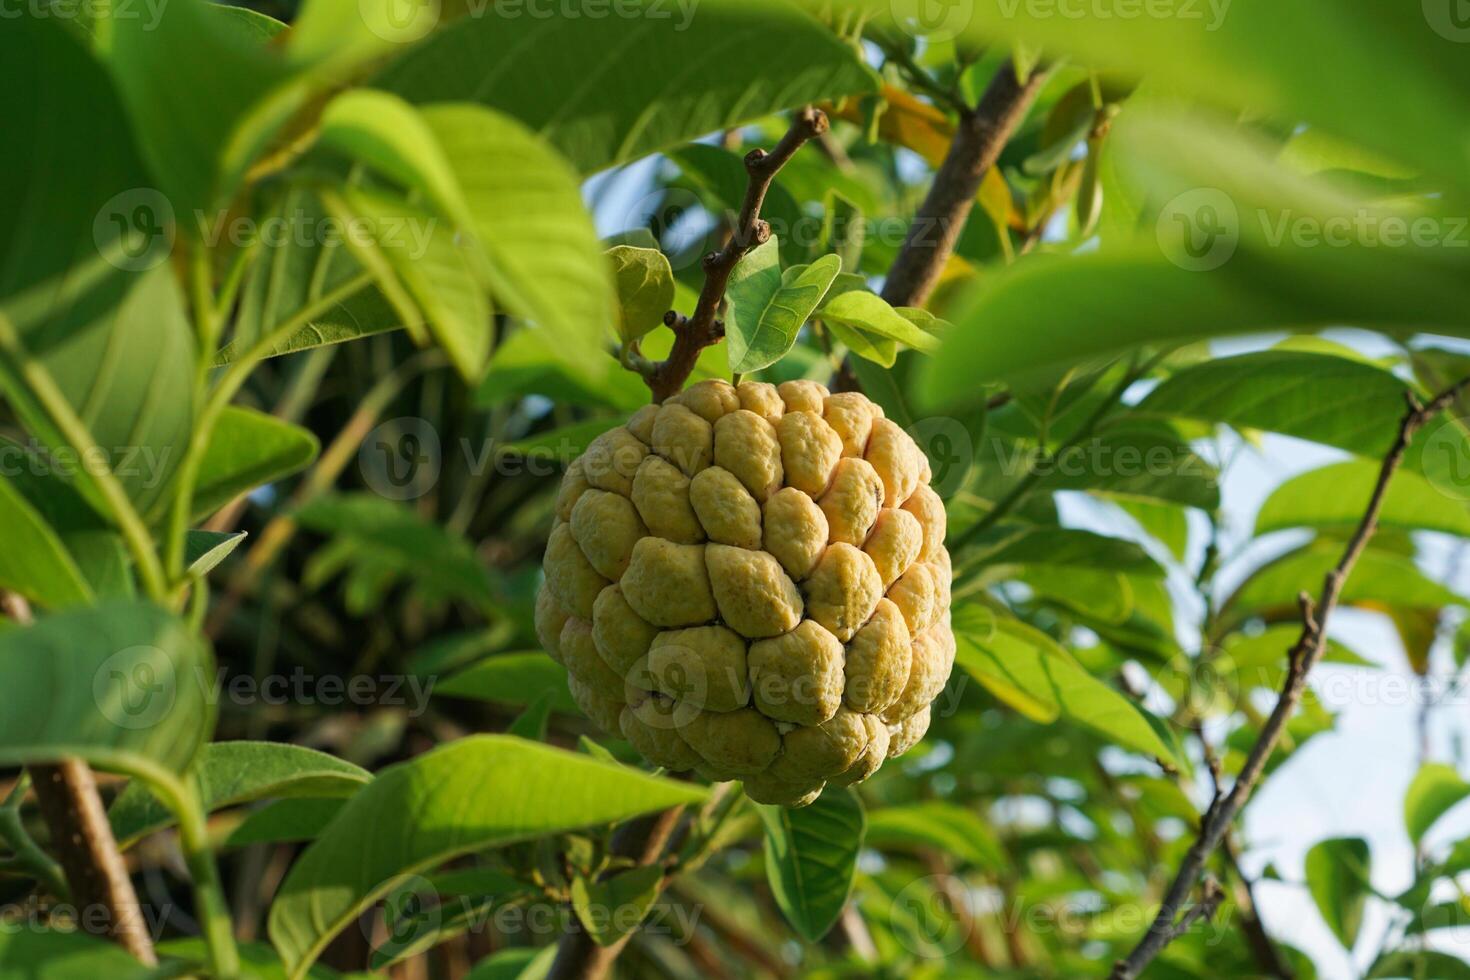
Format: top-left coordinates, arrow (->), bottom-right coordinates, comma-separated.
537,378 -> 954,806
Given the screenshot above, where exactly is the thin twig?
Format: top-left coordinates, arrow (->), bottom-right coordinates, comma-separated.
637,108 -> 828,403
1109,378 -> 1470,979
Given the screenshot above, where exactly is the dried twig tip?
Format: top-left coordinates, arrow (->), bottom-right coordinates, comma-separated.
798,105 -> 829,136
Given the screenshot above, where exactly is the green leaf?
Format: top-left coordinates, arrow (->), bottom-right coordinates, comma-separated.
507,692 -> 554,741
756,785 -> 865,942
158,938 -> 341,980
819,290 -> 940,355
966,525 -> 1163,576
1113,497 -> 1189,561
954,612 -> 1179,765
420,104 -> 613,373
188,406 -> 319,520
1140,352 -> 1415,461
0,928 -> 158,980
219,187 -> 398,362
1033,427 -> 1220,510
184,530 -> 248,580
267,735 -> 707,978
871,2 -> 1470,196
570,864 -> 665,947
295,493 -> 495,608
1257,461 -> 1470,539
317,89 -> 474,232
436,653 -> 578,715
1368,951 -> 1470,980
607,246 -> 675,344
864,802 -> 1006,871
378,0 -> 879,175
226,797 -> 347,849
105,0 -> 298,220
0,20 -> 196,514
726,247 -> 840,375
1305,837 -> 1372,950
1223,625 -> 1371,693
109,740 -> 370,846
466,946 -> 557,980
1404,764 -> 1470,848
0,438 -> 134,600
921,114 -> 1470,406
319,184 -> 490,380
827,318 -> 896,367
0,601 -> 213,782
1220,542 -> 1460,626
0,472 -> 93,609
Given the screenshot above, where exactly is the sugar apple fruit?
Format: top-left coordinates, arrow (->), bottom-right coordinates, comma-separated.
538,378 -> 953,806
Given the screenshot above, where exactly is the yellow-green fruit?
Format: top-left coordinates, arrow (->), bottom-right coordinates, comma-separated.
736,380 -> 784,423
620,693 -> 702,771
672,378 -> 741,422
713,409 -> 783,502
540,381 -> 952,806
535,586 -> 571,664
631,456 -> 704,544
778,379 -> 828,415
706,544 -> 803,638
776,411 -> 842,496
651,403 -> 713,477
689,467 -> 762,549
647,625 -> 749,712
822,391 -> 876,457
591,585 -> 658,676
803,543 -> 882,642
570,489 -> 647,579
819,457 -> 884,545
748,620 -> 843,725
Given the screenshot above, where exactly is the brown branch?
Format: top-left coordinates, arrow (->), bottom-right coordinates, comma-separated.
879,59 -> 1051,309
0,592 -> 157,965
640,108 -> 829,403
921,851 -> 997,967
545,805 -> 686,980
1109,379 -> 1470,979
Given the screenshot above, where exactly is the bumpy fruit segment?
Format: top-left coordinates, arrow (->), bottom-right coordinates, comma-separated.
540,380 -> 954,806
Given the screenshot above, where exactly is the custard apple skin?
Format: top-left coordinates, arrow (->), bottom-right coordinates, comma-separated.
539,380 -> 953,806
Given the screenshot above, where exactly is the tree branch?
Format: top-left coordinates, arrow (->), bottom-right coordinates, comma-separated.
0,592 -> 158,965
1109,378 -> 1470,979
880,59 -> 1051,309
639,108 -> 829,403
